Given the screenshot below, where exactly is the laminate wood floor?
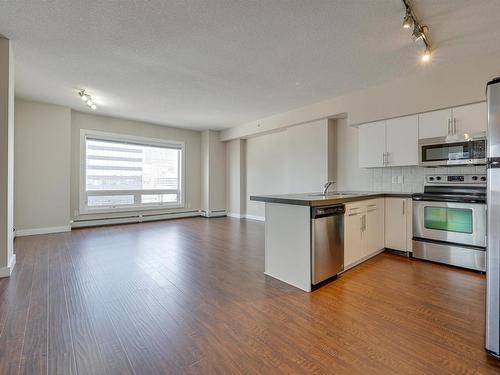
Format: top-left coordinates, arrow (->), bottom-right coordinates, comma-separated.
2,217 -> 500,374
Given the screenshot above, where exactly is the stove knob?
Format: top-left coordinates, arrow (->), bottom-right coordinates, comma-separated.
472,176 -> 478,181
481,176 -> 486,182
436,176 -> 441,181
429,177 -> 435,181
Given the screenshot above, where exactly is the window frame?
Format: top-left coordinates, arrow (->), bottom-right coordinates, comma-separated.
79,129 -> 185,214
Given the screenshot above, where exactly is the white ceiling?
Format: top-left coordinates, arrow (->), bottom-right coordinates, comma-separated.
1,0 -> 500,130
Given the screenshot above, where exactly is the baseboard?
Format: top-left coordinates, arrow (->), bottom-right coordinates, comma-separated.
342,248 -> 385,272
15,226 -> 71,237
226,212 -> 243,219
244,214 -> 265,222
0,254 -> 16,278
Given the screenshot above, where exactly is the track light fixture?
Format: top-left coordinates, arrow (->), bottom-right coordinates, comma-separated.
78,90 -> 97,110
402,11 -> 413,29
401,0 -> 432,63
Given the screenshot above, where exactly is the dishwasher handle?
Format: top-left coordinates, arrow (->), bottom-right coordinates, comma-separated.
311,204 -> 345,219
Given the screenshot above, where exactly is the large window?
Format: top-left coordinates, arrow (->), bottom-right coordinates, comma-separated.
81,131 -> 183,212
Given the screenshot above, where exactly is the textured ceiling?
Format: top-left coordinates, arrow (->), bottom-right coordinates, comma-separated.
1,0 -> 500,130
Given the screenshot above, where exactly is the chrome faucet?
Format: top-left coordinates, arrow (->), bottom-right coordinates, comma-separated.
323,181 -> 336,195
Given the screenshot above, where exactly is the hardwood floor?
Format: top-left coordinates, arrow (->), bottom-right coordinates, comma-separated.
1,217 -> 499,374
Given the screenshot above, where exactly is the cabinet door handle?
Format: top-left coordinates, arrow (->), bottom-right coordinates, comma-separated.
453,118 -> 457,135
402,200 -> 405,216
448,118 -> 451,135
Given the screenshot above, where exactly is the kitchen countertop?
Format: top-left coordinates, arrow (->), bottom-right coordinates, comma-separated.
250,191 -> 413,207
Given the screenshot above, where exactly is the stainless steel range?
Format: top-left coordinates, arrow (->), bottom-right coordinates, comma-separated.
412,174 -> 486,271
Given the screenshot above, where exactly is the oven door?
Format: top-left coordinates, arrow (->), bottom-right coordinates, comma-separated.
413,200 -> 486,247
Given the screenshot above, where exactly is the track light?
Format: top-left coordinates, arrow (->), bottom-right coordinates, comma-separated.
403,13 -> 413,29
412,24 -> 423,41
421,47 -> 431,62
78,90 -> 97,110
401,0 -> 432,63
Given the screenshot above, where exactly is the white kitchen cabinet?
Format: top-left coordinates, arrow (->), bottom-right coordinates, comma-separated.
344,204 -> 364,266
358,121 -> 386,168
364,198 -> 385,256
419,103 -> 487,140
385,115 -> 419,166
452,102 -> 487,137
344,199 -> 385,268
418,108 -> 452,139
384,197 -> 412,252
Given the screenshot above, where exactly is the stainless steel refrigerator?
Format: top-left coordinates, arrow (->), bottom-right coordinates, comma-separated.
486,77 -> 500,357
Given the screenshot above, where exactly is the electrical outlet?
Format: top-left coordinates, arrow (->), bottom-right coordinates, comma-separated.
392,175 -> 404,184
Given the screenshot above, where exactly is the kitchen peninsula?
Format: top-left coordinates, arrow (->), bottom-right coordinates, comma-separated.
251,191 -> 413,292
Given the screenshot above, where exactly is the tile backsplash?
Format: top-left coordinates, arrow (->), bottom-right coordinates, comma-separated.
364,165 -> 486,193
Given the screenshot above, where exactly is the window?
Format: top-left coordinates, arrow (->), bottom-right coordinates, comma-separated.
81,131 -> 184,212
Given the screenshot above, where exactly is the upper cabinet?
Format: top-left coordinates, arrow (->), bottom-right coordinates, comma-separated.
386,115 -> 419,167
452,102 -> 487,137
358,121 -> 386,168
418,108 -> 452,139
359,115 -> 418,168
419,102 -> 486,140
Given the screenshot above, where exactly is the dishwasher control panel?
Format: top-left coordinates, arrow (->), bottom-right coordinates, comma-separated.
311,204 -> 345,218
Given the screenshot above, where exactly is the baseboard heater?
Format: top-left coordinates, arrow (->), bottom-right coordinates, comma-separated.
71,210 -> 202,228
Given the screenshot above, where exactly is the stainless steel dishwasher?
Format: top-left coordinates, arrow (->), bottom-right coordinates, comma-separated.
311,204 -> 345,285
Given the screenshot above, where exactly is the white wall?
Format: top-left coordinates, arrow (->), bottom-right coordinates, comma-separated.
226,139 -> 246,216
0,37 -> 14,274
222,50 -> 500,141
335,118 -> 372,191
246,119 -> 331,219
208,131 -> 226,212
201,130 -> 226,215
70,111 -> 202,221
14,100 -> 71,233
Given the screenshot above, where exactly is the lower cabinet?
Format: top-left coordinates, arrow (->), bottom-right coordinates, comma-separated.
344,198 -> 385,268
384,197 -> 413,252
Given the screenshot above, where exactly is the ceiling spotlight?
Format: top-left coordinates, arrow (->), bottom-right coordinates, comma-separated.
421,47 -> 431,62
79,90 -> 89,102
78,89 -> 98,110
403,13 -> 413,29
412,24 -> 423,41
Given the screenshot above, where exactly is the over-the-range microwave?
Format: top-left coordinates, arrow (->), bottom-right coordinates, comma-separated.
419,136 -> 486,167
